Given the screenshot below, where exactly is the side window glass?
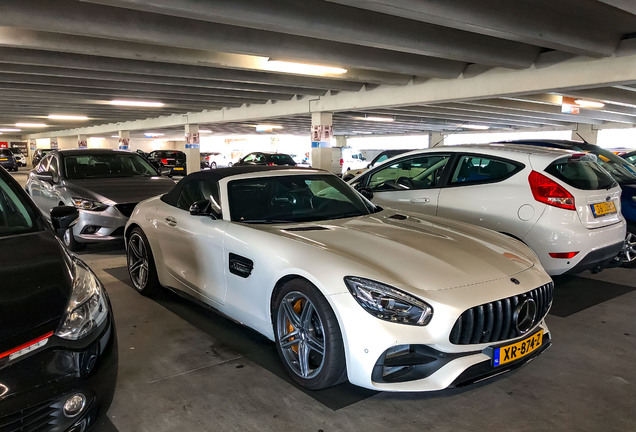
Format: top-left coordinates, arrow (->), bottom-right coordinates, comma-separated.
36,155 -> 51,174
48,157 -> 59,182
367,154 -> 450,191
176,180 -> 221,212
450,155 -> 519,185
243,154 -> 255,163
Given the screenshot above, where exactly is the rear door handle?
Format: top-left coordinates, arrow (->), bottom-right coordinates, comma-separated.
165,216 -> 177,226
410,198 -> 430,204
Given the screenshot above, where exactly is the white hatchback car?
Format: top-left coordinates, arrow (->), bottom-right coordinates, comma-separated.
125,166 -> 553,391
349,144 -> 626,276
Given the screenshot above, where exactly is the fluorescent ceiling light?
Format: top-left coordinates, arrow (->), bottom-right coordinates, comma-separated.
15,123 -> 48,128
0,128 -> 20,132
48,114 -> 89,120
463,124 -> 490,130
255,124 -> 283,132
199,129 -> 212,133
264,60 -> 347,76
574,99 -> 605,108
144,132 -> 164,138
111,100 -> 164,107
354,116 -> 394,122
90,136 -> 105,139
111,135 -> 120,138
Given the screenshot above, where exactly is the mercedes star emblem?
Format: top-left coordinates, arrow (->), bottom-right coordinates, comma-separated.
513,298 -> 537,334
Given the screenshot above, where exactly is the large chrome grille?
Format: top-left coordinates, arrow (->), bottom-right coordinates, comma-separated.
449,282 -> 554,345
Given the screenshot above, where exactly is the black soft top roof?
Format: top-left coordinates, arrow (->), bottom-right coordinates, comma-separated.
161,166 -> 320,206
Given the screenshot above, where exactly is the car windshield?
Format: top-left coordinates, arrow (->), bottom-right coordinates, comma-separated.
574,143 -> 636,184
0,175 -> 38,237
228,174 -> 376,223
64,153 -> 160,179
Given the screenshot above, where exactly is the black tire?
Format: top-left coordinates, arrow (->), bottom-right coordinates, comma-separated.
210,162 -> 217,169
126,227 -> 160,296
619,228 -> 636,268
272,279 -> 346,390
63,227 -> 85,252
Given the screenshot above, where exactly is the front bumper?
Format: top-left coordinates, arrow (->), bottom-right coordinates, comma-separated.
0,313 -> 118,432
71,206 -> 130,244
329,266 -> 553,391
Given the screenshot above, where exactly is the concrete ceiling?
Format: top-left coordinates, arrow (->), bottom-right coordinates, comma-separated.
1,0 -> 636,139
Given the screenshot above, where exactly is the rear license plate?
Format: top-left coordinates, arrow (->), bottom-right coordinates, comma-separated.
173,167 -> 184,171
493,330 -> 543,366
0,158 -> 6,161
591,201 -> 616,217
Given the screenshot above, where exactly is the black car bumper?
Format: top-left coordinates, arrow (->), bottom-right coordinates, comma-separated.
0,313 -> 118,432
563,240 -> 624,274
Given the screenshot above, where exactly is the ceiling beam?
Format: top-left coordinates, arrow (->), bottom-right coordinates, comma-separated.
0,0 -> 467,78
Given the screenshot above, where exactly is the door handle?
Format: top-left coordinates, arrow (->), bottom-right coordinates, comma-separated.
410,198 -> 430,204
165,216 -> 177,226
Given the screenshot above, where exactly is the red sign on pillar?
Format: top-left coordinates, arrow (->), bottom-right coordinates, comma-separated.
0,142 -> 8,149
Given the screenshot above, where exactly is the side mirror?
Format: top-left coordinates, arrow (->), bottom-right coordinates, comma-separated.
189,199 -> 220,219
359,188 -> 374,200
50,206 -> 78,230
36,171 -> 55,184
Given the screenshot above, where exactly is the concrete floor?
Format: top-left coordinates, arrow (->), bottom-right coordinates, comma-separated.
10,170 -> 636,432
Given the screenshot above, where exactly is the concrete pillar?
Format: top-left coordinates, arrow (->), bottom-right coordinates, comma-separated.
335,135 -> 347,148
571,124 -> 598,144
118,130 -> 130,150
310,112 -> 336,172
50,137 -> 59,150
78,134 -> 87,149
429,132 -> 445,147
184,124 -> 201,174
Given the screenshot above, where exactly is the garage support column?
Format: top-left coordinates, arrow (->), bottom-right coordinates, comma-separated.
78,134 -> 87,149
310,112 -> 334,172
429,132 -> 445,147
184,124 -> 201,174
335,136 -> 347,148
118,130 -> 130,150
571,124 -> 598,144
50,137 -> 58,150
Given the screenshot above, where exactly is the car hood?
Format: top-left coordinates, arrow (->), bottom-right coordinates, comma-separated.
264,211 -> 536,291
0,231 -> 71,353
63,176 -> 175,204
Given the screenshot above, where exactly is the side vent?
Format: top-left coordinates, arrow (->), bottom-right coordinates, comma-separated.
284,226 -> 330,232
388,214 -> 407,220
229,253 -> 254,278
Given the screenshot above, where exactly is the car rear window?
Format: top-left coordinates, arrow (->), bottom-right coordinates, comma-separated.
544,156 -> 616,190
0,149 -> 14,156
267,154 -> 296,165
0,175 -> 38,236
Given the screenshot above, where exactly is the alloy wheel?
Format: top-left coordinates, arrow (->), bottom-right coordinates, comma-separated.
276,291 -> 326,379
128,232 -> 149,290
620,231 -> 636,265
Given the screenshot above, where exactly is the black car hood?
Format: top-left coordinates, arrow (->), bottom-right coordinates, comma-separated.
0,231 -> 72,352
63,176 -> 175,204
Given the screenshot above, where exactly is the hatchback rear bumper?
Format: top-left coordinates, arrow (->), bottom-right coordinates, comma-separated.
562,240 -> 624,274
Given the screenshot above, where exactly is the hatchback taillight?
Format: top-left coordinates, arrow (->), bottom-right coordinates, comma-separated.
528,171 -> 575,210
161,158 -> 168,164
340,158 -> 344,166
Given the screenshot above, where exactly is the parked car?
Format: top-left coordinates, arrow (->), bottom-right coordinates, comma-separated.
0,149 -> 18,172
0,166 -> 117,430
147,149 -> 187,176
233,152 -> 297,167
349,143 -> 626,275
501,140 -> 636,267
125,166 -> 553,391
621,149 -> 636,165
10,148 -> 27,167
343,149 -> 414,181
26,149 -> 176,251
339,147 -> 367,175
31,148 -> 52,166
200,152 -> 229,169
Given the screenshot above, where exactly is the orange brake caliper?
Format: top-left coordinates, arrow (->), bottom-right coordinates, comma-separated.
287,299 -> 304,354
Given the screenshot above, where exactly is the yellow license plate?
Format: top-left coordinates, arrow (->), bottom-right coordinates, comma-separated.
591,201 -> 616,217
0,158 -> 6,161
173,167 -> 184,170
493,330 -> 543,366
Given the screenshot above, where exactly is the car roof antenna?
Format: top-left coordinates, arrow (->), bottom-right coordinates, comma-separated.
574,132 -> 590,144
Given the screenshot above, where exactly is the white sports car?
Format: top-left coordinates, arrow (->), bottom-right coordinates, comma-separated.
125,166 -> 554,391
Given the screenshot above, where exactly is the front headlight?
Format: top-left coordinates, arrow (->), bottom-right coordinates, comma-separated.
71,196 -> 108,211
344,276 -> 433,326
56,259 -> 109,340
